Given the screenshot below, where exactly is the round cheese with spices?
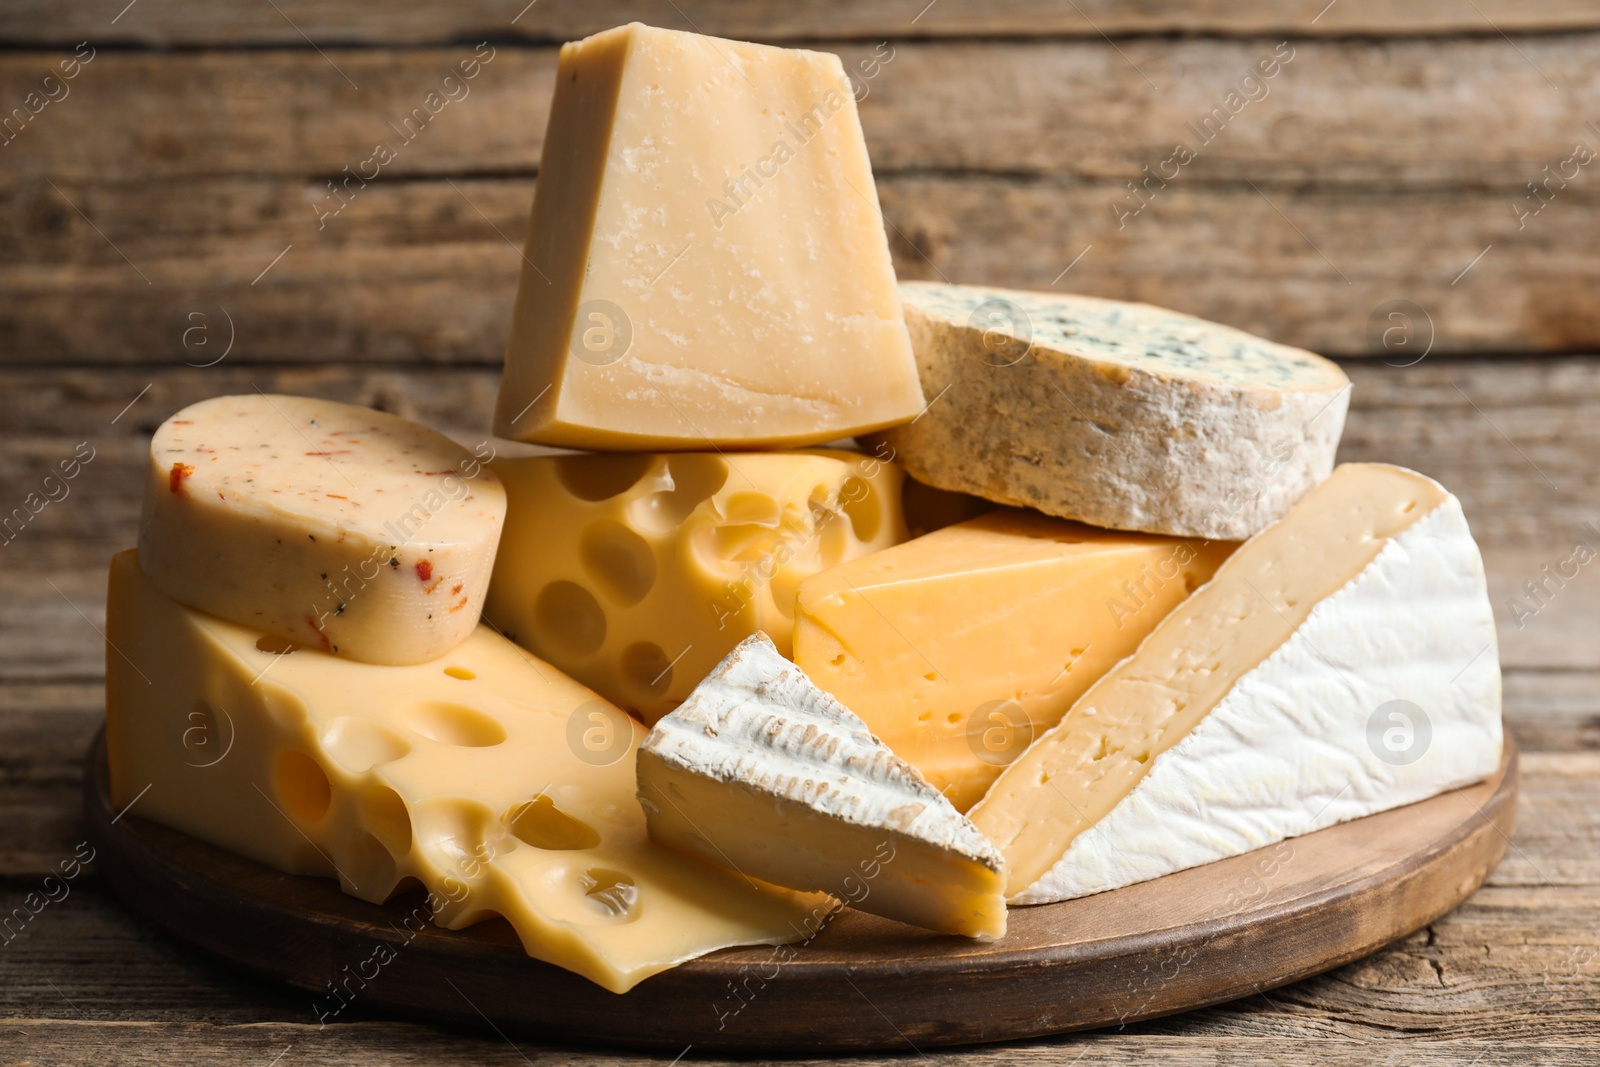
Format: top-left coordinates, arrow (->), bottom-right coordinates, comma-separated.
137,394 -> 505,665
865,282 -> 1350,540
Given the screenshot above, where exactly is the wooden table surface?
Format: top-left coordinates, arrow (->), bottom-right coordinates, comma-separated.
3,2 -> 1598,1063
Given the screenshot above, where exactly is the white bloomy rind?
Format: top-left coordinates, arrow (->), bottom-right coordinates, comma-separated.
642,634 -> 1002,872
1015,492 -> 1502,904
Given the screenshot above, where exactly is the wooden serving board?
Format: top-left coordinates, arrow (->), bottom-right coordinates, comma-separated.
84,730 -> 1517,1053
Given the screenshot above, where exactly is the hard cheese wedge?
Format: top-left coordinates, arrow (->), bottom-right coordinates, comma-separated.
794,510 -> 1233,811
138,394 -> 505,665
484,449 -> 905,723
969,464 -> 1503,904
638,634 -> 1007,939
105,550 -> 825,993
867,282 -> 1351,540
493,22 -> 923,449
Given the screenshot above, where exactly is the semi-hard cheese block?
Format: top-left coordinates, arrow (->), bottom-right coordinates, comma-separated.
794,511 -> 1233,811
639,634 -> 1007,939
970,464 -> 1503,904
484,449 -> 905,723
104,550 -> 824,993
867,282 -> 1351,540
492,23 -> 923,449
138,394 -> 506,665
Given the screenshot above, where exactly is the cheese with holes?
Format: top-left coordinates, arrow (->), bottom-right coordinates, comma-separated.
137,395 -> 505,665
484,450 -> 905,723
969,464 -> 1502,904
865,282 -> 1351,539
104,550 -> 825,993
492,22 -> 922,449
639,634 -> 1007,938
794,511 -> 1233,811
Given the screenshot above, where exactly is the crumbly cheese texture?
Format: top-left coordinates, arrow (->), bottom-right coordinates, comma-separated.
492,22 -> 923,449
137,394 -> 505,666
793,510 -> 1233,811
969,464 -> 1503,904
484,450 -> 905,723
867,282 -> 1351,540
638,634 -> 1007,938
104,551 -> 824,993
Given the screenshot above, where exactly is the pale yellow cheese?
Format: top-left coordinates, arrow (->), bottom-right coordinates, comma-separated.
137,394 -> 505,665
794,511 -> 1231,811
105,550 -> 824,993
492,22 -> 922,449
484,450 -> 905,723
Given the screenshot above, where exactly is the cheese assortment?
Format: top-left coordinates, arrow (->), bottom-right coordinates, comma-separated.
793,511 -> 1234,810
484,450 -> 906,722
638,634 -> 1008,939
101,21 -> 1505,999
137,394 -> 506,665
867,282 -> 1352,540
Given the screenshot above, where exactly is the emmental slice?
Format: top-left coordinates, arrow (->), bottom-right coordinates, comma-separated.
105,551 -> 826,993
492,23 -> 923,449
137,394 -> 506,665
793,510 -> 1233,811
638,634 -> 1008,939
866,282 -> 1351,539
969,464 -> 1503,904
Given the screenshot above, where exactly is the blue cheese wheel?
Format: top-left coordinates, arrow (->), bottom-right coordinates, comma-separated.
868,282 -> 1350,540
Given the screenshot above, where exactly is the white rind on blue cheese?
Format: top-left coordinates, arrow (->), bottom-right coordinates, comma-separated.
867,281 -> 1351,540
637,633 -> 1008,938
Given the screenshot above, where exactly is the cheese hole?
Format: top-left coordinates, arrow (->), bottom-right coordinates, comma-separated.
1403,499 -> 1418,513
554,454 -> 655,501
404,701 -> 507,748
830,654 -> 846,667
274,750 -> 332,824
506,795 -> 601,851
635,455 -> 728,531
579,520 -> 657,606
367,787 -> 414,856
534,581 -> 607,657
347,831 -> 397,897
580,867 -> 640,920
321,717 -> 411,773
444,666 -> 476,680
620,641 -> 674,699
947,712 -> 962,724
839,477 -> 882,541
255,634 -> 299,655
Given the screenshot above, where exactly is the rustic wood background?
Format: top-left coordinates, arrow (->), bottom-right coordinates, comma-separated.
2,2 -> 1597,1064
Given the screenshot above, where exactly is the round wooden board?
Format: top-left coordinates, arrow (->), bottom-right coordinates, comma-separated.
84,730 -> 1517,1053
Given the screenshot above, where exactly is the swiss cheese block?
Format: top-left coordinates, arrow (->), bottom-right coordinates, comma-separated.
793,510 -> 1232,811
137,394 -> 505,665
492,23 -> 923,449
639,634 -> 1007,939
484,449 -> 905,723
969,464 -> 1503,904
867,282 -> 1351,540
104,550 -> 824,993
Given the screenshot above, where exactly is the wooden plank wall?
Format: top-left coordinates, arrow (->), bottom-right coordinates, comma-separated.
1,3 -> 1597,1064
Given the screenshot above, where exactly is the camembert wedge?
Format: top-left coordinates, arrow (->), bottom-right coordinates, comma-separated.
971,463 -> 1503,903
638,634 -> 1008,939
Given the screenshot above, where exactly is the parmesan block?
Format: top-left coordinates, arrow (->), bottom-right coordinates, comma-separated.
867,282 -> 1351,539
639,634 -> 1007,939
105,551 -> 825,993
137,394 -> 505,666
484,449 -> 905,723
969,464 -> 1503,904
794,510 -> 1232,811
492,23 -> 923,450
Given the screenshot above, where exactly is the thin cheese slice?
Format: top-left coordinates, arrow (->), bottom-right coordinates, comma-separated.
970,464 -> 1503,903
484,449 -> 905,723
493,22 -> 923,449
638,634 -> 1007,939
137,394 -> 506,665
867,282 -> 1351,539
793,510 -> 1232,811
104,550 -> 824,993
